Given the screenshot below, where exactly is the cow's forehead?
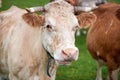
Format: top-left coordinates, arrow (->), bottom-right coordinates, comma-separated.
45,15 -> 78,28
46,16 -> 56,27
44,0 -> 74,14
44,0 -> 78,27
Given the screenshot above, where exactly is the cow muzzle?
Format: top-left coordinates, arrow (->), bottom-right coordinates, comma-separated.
57,48 -> 79,65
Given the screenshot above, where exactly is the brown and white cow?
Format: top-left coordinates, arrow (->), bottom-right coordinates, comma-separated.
0,0 -> 90,80
77,2 -> 120,80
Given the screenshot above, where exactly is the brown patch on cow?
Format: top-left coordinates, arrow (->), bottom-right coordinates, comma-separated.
93,8 -> 106,17
22,13 -> 44,27
116,8 -> 120,20
77,13 -> 97,28
93,2 -> 120,17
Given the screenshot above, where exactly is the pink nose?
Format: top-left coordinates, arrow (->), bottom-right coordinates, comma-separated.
62,48 -> 78,61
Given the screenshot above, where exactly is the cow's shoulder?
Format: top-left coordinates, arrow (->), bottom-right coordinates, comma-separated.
0,6 -> 25,17
93,2 -> 120,16
0,6 -> 26,25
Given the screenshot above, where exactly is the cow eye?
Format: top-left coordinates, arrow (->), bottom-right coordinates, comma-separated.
45,25 -> 55,31
46,25 -> 53,31
72,26 -> 79,31
46,25 -> 52,29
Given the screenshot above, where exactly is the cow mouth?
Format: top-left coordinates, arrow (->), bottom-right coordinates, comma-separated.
56,60 -> 72,65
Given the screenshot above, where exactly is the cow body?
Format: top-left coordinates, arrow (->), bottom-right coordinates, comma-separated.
86,3 -> 120,80
0,6 -> 52,80
0,1 -> 80,80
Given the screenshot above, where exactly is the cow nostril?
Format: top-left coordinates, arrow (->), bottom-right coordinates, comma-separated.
62,50 -> 71,61
62,48 -> 78,60
62,50 -> 69,57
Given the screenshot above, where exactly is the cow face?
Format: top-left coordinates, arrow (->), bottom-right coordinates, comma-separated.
41,1 -> 79,65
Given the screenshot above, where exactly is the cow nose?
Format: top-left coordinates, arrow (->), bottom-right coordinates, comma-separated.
62,48 -> 78,61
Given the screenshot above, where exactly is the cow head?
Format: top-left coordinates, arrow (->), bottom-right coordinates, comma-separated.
24,0 -> 96,65
41,1 -> 79,65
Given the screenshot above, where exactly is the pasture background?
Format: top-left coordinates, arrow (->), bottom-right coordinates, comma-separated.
0,0 -> 120,80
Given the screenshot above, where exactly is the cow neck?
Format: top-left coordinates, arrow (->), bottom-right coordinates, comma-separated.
44,47 -> 55,78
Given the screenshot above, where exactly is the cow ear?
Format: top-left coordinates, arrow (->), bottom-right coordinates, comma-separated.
116,8 -> 120,20
77,13 -> 97,28
22,13 -> 44,27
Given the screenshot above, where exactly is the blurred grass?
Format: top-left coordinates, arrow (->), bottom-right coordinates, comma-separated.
0,0 -> 49,11
0,0 -> 120,80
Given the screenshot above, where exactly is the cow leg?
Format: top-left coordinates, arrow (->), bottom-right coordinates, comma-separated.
96,60 -> 105,80
0,77 -> 3,80
0,74 -> 8,80
106,55 -> 119,80
107,68 -> 119,80
9,73 -> 18,80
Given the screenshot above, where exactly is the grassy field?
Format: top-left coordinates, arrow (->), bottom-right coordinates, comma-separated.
1,0 -> 120,80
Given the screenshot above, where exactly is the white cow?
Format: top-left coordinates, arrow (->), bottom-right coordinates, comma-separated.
0,0 -> 93,80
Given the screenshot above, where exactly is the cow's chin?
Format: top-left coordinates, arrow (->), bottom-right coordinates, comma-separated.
56,60 -> 72,66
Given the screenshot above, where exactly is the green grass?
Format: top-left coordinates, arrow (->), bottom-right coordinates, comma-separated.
0,0 -> 120,80
0,0 -> 49,11
112,0 -> 120,3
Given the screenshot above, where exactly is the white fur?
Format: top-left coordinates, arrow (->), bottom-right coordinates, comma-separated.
84,7 -> 92,11
111,68 -> 120,80
34,75 -> 39,80
97,51 -> 100,56
96,59 -> 105,80
29,8 -> 35,12
47,17 -> 56,27
96,61 -> 103,80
